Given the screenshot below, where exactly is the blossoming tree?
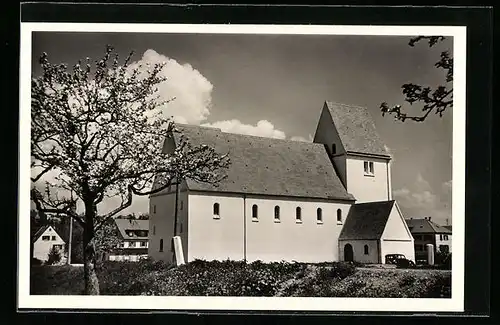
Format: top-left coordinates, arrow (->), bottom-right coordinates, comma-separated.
30,46 -> 230,295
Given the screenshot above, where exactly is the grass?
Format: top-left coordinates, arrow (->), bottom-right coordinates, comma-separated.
30,259 -> 451,298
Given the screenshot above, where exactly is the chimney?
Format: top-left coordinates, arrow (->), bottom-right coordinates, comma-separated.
428,217 -> 432,221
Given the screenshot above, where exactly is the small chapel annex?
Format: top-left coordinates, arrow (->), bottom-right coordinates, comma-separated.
148,101 -> 415,264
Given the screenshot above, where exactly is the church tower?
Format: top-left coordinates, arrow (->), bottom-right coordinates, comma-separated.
313,101 -> 392,203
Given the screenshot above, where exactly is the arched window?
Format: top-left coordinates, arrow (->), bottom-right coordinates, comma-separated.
296,207 -> 302,221
252,204 -> 258,220
213,203 -> 220,216
332,143 -> 337,155
364,244 -> 369,255
159,239 -> 164,252
317,208 -> 323,223
337,209 -> 342,223
274,206 -> 280,221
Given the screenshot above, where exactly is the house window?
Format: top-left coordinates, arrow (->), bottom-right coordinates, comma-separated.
274,206 -> 280,221
120,242 -> 125,248
364,245 -> 369,255
51,236 -> 56,240
252,204 -> 258,221
332,143 -> 337,155
317,208 -> 323,223
440,245 -> 450,253
53,244 -> 62,250
180,201 -> 183,210
213,203 -> 220,218
152,226 -> 156,235
296,207 -> 302,222
140,241 -> 146,247
337,209 -> 342,223
159,239 -> 164,252
364,161 -> 374,176
153,205 -> 156,214
444,235 -> 449,241
440,234 -> 443,241
42,236 -> 50,241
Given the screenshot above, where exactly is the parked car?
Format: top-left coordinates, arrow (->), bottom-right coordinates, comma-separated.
385,254 -> 415,268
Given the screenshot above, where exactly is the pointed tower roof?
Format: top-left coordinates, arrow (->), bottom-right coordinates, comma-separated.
325,101 -> 390,158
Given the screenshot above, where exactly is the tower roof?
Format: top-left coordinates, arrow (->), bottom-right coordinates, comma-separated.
325,101 -> 390,157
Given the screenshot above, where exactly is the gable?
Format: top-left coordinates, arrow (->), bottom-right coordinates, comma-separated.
381,202 -> 413,240
168,124 -> 355,201
325,101 -> 390,157
34,225 -> 65,243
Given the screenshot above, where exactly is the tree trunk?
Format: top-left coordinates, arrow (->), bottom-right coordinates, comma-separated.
83,202 -> 100,295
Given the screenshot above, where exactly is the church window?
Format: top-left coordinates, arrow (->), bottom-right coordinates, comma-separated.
296,207 -> 302,222
153,205 -> 156,214
153,226 -> 156,235
337,209 -> 342,223
364,244 -> 369,255
317,208 -> 323,223
332,143 -> 337,155
252,204 -> 258,221
213,203 -> 220,217
274,206 -> 280,221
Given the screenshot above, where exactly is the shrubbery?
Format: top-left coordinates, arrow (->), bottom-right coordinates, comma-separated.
30,258 -> 450,298
46,247 -> 61,265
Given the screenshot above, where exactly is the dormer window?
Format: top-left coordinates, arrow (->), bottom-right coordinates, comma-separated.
364,161 -> 374,176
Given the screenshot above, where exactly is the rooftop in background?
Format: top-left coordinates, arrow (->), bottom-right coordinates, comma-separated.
169,123 -> 355,201
114,219 -> 149,240
405,217 -> 452,234
339,200 -> 395,240
325,101 -> 390,158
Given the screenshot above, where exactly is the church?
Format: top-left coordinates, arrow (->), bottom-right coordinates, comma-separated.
148,101 -> 415,264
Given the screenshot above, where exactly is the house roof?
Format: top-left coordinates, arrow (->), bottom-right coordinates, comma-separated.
444,225 -> 452,232
339,200 -> 395,240
405,218 -> 452,234
32,225 -> 65,242
170,124 -> 355,201
325,101 -> 390,157
114,219 -> 149,240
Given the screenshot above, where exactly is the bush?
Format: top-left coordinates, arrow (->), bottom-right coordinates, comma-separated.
46,247 -> 61,265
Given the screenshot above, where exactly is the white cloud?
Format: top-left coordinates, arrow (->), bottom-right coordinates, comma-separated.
202,119 -> 286,139
129,49 -> 213,125
393,174 -> 451,224
290,134 -> 314,142
442,179 -> 452,193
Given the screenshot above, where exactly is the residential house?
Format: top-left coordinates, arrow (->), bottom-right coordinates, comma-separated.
32,225 -> 66,262
149,101 -> 415,264
108,219 -> 149,262
405,217 -> 452,262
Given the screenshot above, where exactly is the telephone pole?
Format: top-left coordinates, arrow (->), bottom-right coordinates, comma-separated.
67,191 -> 74,265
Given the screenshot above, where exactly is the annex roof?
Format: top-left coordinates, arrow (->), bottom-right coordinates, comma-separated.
114,219 -> 149,240
339,200 -> 395,240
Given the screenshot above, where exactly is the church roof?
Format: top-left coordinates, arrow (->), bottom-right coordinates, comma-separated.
405,218 -> 452,234
339,200 -> 395,240
325,101 -> 390,157
171,124 -> 355,201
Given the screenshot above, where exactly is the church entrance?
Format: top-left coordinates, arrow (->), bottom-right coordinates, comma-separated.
344,243 -> 353,262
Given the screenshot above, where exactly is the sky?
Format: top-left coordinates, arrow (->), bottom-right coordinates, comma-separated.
31,31 -> 454,226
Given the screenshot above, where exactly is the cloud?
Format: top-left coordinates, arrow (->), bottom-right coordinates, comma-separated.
129,49 -> 213,125
202,119 -> 286,139
290,134 -> 314,142
442,180 -> 452,193
393,173 -> 451,224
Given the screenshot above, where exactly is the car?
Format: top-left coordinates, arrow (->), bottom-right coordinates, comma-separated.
385,254 -> 416,268
385,254 -> 406,265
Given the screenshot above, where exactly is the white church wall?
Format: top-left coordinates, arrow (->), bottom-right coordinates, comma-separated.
187,192 -> 245,262
338,240 -> 379,264
149,190 -> 189,263
244,195 -> 350,263
345,155 -> 391,203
